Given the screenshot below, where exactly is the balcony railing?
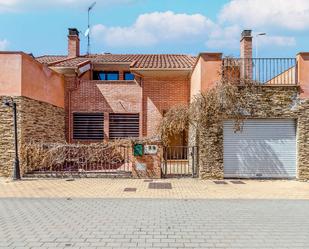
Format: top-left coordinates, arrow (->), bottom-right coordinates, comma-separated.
223,58 -> 297,85
85,80 -> 137,84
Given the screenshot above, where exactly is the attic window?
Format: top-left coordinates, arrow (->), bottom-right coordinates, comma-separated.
93,71 -> 119,80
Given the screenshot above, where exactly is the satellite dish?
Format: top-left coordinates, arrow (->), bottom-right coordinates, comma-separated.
84,28 -> 90,37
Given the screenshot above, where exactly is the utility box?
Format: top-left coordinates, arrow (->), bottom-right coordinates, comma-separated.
144,145 -> 158,155
133,144 -> 143,156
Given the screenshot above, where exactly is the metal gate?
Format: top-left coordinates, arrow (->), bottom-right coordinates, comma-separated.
162,146 -> 198,178
23,144 -> 133,178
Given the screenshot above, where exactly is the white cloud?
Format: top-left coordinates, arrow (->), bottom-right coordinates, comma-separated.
1,0 -> 300,53
92,11 -> 215,47
0,0 -> 137,12
92,8 -> 298,51
0,39 -> 9,50
219,0 -> 309,31
206,25 -> 241,49
258,35 -> 296,47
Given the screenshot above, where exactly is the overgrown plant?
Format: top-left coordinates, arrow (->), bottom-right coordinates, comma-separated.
158,57 -> 260,145
20,140 -> 132,173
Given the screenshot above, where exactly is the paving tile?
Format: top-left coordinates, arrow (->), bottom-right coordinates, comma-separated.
148,182 -> 172,189
213,181 -> 228,185
1,198 -> 309,249
230,180 -> 246,184
124,188 -> 137,192
0,178 -> 309,199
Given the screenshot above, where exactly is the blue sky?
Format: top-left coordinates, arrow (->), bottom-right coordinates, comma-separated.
0,0 -> 308,57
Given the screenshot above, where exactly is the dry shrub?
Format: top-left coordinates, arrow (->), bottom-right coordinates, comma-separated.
158,105 -> 189,145
21,140 -> 132,173
158,58 -> 260,145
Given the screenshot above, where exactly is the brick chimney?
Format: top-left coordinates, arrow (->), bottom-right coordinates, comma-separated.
240,30 -> 252,79
68,28 -> 80,58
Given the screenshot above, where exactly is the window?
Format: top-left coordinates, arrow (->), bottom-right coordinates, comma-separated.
73,113 -> 104,140
93,71 -> 119,80
124,72 -> 135,80
109,113 -> 139,139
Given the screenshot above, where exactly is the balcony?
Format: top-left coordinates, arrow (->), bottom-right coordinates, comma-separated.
78,79 -> 142,114
223,58 -> 297,85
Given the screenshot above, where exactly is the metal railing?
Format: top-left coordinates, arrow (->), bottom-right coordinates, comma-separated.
23,144 -> 133,177
223,58 -> 297,85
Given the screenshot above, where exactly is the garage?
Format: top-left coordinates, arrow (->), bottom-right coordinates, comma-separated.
223,119 -> 296,179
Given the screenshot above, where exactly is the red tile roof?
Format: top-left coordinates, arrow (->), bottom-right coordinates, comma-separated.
52,57 -> 89,67
36,55 -> 68,64
36,54 -> 196,69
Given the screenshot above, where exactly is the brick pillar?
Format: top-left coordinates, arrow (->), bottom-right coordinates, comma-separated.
240,30 -> 253,79
68,28 -> 80,58
297,53 -> 309,99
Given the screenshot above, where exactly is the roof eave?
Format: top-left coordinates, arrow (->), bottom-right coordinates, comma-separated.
131,68 -> 192,71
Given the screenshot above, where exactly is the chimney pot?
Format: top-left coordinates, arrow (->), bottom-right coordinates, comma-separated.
69,28 -> 79,36
241,30 -> 252,39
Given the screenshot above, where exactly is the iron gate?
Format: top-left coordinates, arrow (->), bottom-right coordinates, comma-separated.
162,146 -> 198,178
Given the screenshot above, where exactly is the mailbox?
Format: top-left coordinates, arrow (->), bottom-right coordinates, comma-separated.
133,144 -> 143,156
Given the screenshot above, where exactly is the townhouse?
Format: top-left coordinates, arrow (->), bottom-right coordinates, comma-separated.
0,28 -> 309,179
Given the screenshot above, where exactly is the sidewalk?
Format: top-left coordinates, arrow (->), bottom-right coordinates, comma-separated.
1,178 -> 309,199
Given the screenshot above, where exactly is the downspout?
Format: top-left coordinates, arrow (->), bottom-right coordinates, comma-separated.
68,64 -> 92,143
68,75 -> 81,143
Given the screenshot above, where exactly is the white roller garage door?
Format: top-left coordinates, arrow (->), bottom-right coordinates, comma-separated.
223,119 -> 296,179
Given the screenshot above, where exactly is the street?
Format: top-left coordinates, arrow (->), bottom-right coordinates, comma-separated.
1,198 -> 309,249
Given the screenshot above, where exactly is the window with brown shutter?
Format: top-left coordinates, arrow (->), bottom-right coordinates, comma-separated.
73,113 -> 104,140
109,113 -> 139,139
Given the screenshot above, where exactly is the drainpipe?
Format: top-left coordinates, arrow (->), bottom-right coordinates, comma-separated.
67,75 -> 81,143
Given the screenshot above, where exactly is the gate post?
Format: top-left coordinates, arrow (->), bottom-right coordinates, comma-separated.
164,147 -> 167,177
191,147 -> 195,178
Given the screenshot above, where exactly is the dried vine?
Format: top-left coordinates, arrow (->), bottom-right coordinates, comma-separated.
20,140 -> 132,173
158,58 -> 260,145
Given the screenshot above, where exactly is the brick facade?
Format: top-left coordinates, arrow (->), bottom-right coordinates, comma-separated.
65,73 -> 190,142
142,76 -> 190,137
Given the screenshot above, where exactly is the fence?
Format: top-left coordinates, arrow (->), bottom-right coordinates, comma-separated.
22,143 -> 132,176
162,146 -> 198,178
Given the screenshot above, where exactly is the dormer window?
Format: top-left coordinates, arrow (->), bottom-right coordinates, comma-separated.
93,71 -> 119,80
124,72 -> 135,80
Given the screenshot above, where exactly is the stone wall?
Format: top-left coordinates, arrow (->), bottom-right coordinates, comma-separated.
0,96 -> 19,177
296,100 -> 309,180
0,96 -> 65,177
196,86 -> 309,180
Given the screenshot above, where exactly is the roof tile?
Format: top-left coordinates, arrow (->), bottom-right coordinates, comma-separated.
36,54 -> 196,69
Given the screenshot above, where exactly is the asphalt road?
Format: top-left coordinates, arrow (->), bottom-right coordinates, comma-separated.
0,198 -> 309,249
